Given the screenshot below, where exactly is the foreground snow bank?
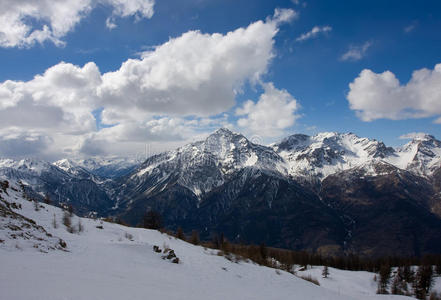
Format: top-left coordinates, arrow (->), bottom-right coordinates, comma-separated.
0,181 -> 413,300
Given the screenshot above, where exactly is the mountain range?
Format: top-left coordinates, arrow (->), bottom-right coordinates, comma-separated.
1,128 -> 440,257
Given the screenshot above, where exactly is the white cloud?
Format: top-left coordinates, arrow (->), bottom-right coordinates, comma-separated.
0,0 -> 155,48
236,82 -> 300,137
0,129 -> 52,158
0,9 -> 296,159
296,25 -> 332,42
98,9 -> 295,122
404,21 -> 417,33
399,132 -> 430,140
340,41 -> 372,61
347,64 -> 441,122
271,8 -> 298,25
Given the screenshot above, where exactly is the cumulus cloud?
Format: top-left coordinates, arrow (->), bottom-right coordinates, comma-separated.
347,64 -> 441,122
340,41 -> 372,61
98,9 -> 295,122
0,9 -> 296,159
236,82 -> 300,137
296,25 -> 332,42
0,0 -> 155,48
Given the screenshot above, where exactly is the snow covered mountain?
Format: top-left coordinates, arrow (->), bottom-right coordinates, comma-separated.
127,128 -> 286,198
0,158 -> 113,216
70,157 -> 138,178
0,129 -> 440,257
272,132 -> 393,182
272,131 -> 441,182
0,179 -> 418,300
108,129 -> 441,257
387,134 -> 441,177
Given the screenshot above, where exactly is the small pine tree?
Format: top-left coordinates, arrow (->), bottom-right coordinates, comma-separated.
436,263 -> 441,276
322,266 -> 330,278
142,210 -> 162,230
391,275 -> 402,295
67,204 -> 74,216
377,264 -> 391,294
403,264 -> 414,283
33,200 -> 40,211
190,230 -> 200,245
259,243 -> 268,261
414,265 -> 433,299
43,194 -> 51,205
52,213 -> 58,229
62,210 -> 72,232
176,227 -> 185,240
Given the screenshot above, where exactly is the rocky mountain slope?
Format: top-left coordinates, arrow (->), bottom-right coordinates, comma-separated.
112,129 -> 441,257
1,129 -> 440,257
0,158 -> 113,216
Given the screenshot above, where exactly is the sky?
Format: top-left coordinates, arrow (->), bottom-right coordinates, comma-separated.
0,0 -> 441,161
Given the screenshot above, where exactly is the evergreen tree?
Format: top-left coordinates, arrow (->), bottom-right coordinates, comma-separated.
52,213 -> 58,229
142,210 -> 162,230
414,265 -> 433,299
175,227 -> 185,240
322,266 -> 330,278
43,194 -> 51,204
189,230 -> 200,245
403,264 -> 415,283
377,264 -> 391,294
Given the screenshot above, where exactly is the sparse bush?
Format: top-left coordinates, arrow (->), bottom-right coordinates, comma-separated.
33,200 -> 40,211
299,274 -> 320,286
153,245 -> 162,253
189,230 -> 200,245
430,291 -> 441,300
124,232 -> 133,240
175,227 -> 185,240
62,211 -> 74,233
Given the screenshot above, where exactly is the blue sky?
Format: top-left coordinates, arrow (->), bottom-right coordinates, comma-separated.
0,0 -> 440,159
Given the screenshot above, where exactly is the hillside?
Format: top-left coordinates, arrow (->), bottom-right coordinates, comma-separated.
0,179 -> 418,300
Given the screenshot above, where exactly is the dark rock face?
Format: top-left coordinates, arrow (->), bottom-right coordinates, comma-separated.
118,167 -> 345,254
431,167 -> 441,218
320,162 -> 441,257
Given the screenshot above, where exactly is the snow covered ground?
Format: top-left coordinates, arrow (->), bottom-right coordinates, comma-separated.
0,180 -> 422,300
297,265 -> 441,298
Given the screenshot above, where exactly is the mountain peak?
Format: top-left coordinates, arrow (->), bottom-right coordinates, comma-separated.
209,127 -> 239,139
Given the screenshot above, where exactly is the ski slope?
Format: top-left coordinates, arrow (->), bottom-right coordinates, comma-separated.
0,181 -> 416,300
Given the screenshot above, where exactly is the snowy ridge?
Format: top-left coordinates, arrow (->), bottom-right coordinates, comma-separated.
55,157 -> 138,179
387,134 -> 441,176
131,128 -> 287,197
272,132 -> 441,181
0,179 -> 414,300
0,158 -> 54,176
